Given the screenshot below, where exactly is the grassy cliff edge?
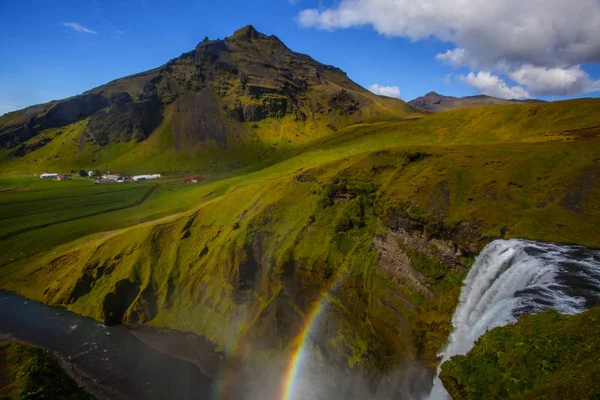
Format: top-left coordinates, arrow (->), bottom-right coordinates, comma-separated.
440,307 -> 600,399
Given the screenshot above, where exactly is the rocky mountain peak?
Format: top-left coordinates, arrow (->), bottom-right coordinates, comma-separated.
230,25 -> 266,41
0,24 -> 416,160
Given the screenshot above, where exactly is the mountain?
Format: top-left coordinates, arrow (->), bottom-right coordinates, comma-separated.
0,25 -> 420,174
1,24 -> 600,400
408,91 -> 545,112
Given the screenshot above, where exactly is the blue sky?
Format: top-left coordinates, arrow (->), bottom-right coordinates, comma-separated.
1,0 -> 599,115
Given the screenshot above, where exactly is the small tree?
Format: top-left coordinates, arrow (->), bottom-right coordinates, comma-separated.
78,170 -> 87,177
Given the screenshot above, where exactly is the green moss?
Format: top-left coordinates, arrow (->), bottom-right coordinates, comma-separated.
440,307 -> 600,400
0,341 -> 92,400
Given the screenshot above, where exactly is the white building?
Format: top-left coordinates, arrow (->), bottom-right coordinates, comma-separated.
88,171 -> 96,177
40,173 -> 58,179
132,174 -> 161,181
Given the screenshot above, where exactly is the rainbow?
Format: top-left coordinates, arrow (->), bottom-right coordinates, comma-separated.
216,259 -> 350,400
280,263 -> 350,400
279,295 -> 330,400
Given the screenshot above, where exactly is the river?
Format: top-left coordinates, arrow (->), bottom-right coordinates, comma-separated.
0,290 -> 217,400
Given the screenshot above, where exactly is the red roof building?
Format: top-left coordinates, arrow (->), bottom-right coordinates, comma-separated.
183,176 -> 203,183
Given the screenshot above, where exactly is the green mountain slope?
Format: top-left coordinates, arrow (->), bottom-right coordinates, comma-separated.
0,25 -> 420,175
1,97 -> 599,393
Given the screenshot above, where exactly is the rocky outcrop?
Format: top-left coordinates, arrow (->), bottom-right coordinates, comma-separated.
87,91 -> 163,144
328,90 -> 359,115
373,231 -> 431,293
0,93 -> 109,150
102,279 -> 140,325
383,207 -> 483,260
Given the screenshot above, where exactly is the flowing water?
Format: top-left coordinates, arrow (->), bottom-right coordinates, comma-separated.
429,238 -> 600,399
0,291 -> 216,400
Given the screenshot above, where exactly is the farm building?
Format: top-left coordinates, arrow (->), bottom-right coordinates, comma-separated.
183,176 -> 204,183
39,173 -> 58,179
103,174 -> 122,181
57,175 -> 71,181
88,171 -> 96,177
133,174 -> 161,181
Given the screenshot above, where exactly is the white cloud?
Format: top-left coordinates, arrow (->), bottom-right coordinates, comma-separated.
298,0 -> 600,68
369,84 -> 401,98
508,65 -> 600,96
459,71 -> 531,100
62,22 -> 97,34
298,0 -> 600,96
436,48 -> 467,67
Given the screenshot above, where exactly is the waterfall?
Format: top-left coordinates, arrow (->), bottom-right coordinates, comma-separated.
429,239 -> 600,399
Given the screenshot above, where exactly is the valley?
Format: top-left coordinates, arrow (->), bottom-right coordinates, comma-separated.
1,25 -> 600,400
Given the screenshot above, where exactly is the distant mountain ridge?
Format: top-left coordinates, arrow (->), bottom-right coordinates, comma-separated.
0,25 -> 421,174
408,91 -> 545,112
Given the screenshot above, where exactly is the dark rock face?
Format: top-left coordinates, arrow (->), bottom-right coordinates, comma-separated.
110,91 -> 133,106
172,88 -> 230,148
102,279 -> 140,325
40,94 -> 109,128
67,273 -> 95,304
88,92 -> 163,144
329,90 -> 359,115
0,94 -> 110,150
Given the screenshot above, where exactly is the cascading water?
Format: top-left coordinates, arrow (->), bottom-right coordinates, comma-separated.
429,238 -> 600,399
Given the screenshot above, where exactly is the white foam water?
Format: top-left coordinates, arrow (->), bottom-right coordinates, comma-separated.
429,239 -> 600,399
